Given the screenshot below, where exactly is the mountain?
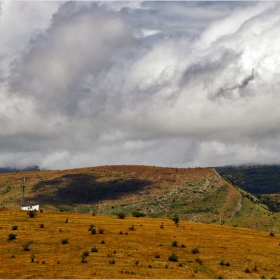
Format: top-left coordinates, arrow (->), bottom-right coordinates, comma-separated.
0,165 -> 277,231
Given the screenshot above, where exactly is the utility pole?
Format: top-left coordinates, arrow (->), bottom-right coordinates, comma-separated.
21,177 -> 25,206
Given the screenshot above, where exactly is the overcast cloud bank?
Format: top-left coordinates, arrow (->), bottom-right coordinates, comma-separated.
1,1 -> 280,169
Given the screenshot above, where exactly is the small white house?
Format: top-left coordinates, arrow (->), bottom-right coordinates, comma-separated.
21,204 -> 40,211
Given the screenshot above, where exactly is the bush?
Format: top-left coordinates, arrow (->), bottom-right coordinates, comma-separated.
191,248 -> 199,254
12,225 -> 18,230
128,226 -> 135,231
61,238 -> 69,244
27,211 -> 36,218
65,218 -> 68,223
172,214 -> 180,225
23,241 -> 33,251
91,228 -> 97,234
168,253 -> 179,262
88,224 -> 95,231
39,224 -> 44,228
181,244 -> 186,248
91,247 -> 98,252
117,212 -> 126,219
101,240 -> 105,244
119,231 -> 123,234
160,223 -> 164,229
244,268 -> 250,273
195,258 -> 203,265
132,211 -> 146,217
81,251 -> 89,263
270,231 -> 275,237
98,228 -> 105,234
172,241 -> 178,247
8,233 -> 17,241
30,254 -> 35,263
109,260 -> 115,264
154,254 -> 160,258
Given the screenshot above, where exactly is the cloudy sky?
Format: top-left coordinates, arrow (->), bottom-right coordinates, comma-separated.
1,1 -> 280,170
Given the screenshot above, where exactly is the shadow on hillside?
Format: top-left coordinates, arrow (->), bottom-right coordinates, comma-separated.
30,173 -> 152,205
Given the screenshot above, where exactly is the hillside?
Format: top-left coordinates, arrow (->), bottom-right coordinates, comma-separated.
0,210 -> 280,279
216,165 -> 280,212
0,165 -> 278,231
216,165 -> 280,194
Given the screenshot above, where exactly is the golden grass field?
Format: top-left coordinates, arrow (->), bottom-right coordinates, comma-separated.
1,209 -> 280,279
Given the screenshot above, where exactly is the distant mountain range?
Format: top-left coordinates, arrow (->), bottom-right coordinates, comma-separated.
216,165 -> 280,194
0,165 -> 40,173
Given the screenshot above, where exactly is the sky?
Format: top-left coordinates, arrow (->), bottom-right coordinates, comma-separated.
1,1 -> 280,170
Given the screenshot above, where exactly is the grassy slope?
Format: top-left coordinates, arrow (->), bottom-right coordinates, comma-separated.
0,165 -> 278,231
0,210 -> 280,279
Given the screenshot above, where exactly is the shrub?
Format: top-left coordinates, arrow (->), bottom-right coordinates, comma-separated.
91,228 -> 97,234
89,224 -> 95,231
65,218 -> 68,223
91,247 -> 98,252
119,231 -> 123,234
160,223 -> 164,229
61,238 -> 69,244
191,248 -> 199,254
168,253 -> 179,262
179,263 -> 183,267
101,240 -> 105,244
172,241 -> 178,247
39,224 -> 44,228
27,211 -> 36,218
23,241 -> 33,251
195,258 -> 203,265
109,260 -> 115,264
244,268 -> 250,273
30,254 -> 35,263
117,212 -> 126,219
270,231 -> 275,237
8,233 -> 17,241
135,260 -> 139,266
128,226 -> 135,231
81,251 -> 89,263
148,265 -> 152,268
98,228 -> 105,234
12,225 -> 18,230
181,244 -> 186,248
155,254 -> 160,258
11,254 -> 15,258
172,214 -> 180,225
132,211 -> 146,217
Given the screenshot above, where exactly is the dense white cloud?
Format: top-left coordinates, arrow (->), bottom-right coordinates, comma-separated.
1,1 -> 280,169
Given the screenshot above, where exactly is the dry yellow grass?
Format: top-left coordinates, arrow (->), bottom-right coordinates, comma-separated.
0,210 -> 280,279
